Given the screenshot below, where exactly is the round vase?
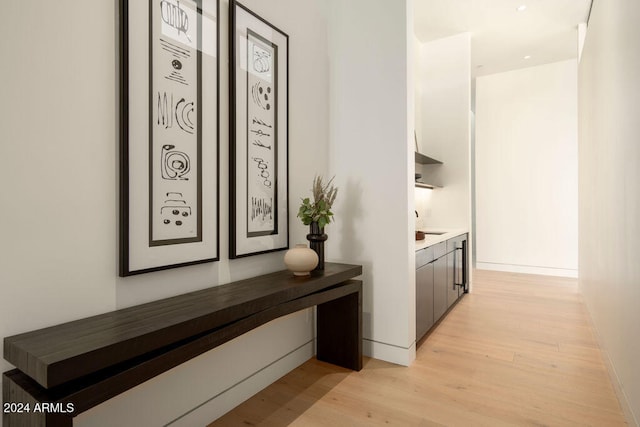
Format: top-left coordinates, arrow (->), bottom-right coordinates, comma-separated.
284,244 -> 319,276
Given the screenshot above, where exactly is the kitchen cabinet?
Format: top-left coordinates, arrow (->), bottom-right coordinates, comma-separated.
415,245 -> 434,340
446,234 -> 467,308
433,254 -> 448,321
416,262 -> 434,339
415,233 -> 468,342
416,241 -> 447,342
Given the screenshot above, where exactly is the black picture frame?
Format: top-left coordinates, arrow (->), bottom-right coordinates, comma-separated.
119,0 -> 220,276
229,1 -> 289,258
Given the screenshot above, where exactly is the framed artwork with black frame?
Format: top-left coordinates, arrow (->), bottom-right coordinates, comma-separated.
229,1 -> 289,258
119,0 -> 220,276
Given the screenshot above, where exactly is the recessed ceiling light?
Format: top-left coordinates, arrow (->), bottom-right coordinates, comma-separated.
524,55 -> 532,60
516,5 -> 527,12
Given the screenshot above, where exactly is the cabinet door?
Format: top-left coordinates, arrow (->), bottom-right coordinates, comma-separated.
447,250 -> 458,308
446,234 -> 465,253
433,256 -> 447,321
446,237 -> 467,307
416,262 -> 434,341
416,246 -> 434,269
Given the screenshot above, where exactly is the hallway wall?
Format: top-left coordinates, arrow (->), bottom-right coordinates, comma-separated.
326,0 -> 416,365
578,0 -> 640,424
475,60 -> 578,277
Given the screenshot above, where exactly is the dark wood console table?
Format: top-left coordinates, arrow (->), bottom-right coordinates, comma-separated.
3,263 -> 362,426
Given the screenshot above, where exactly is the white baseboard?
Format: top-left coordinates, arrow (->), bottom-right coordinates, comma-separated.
476,262 -> 578,278
174,337 -> 416,424
170,340 -> 315,426
600,350 -> 639,427
363,338 -> 415,367
581,299 -> 639,427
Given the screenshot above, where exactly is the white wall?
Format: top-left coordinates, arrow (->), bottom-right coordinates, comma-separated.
327,0 -> 416,366
414,35 -> 423,149
0,0 -> 330,425
415,33 -> 472,233
475,60 -> 578,277
0,0 -> 117,367
578,0 -> 640,424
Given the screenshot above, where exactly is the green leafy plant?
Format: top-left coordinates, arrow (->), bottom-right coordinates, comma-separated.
297,175 -> 338,229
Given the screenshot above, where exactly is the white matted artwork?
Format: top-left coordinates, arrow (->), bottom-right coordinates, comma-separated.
230,0 -> 289,258
120,0 -> 219,275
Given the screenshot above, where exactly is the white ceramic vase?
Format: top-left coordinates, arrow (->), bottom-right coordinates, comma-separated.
284,244 -> 319,276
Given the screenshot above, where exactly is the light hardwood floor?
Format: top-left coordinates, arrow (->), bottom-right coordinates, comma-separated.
209,270 -> 627,426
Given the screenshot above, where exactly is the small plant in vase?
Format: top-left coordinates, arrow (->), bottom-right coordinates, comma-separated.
297,176 -> 338,270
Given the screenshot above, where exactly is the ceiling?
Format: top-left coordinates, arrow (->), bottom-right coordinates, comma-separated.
413,0 -> 593,78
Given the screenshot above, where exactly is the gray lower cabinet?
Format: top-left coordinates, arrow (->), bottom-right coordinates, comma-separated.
416,233 -> 468,342
433,255 -> 448,321
416,262 -> 434,340
446,234 -> 467,308
446,250 -> 458,308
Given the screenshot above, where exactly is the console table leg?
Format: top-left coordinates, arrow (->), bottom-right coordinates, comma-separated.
316,281 -> 362,371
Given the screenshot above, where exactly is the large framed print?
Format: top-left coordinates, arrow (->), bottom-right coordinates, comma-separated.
119,0 -> 219,276
230,1 -> 289,258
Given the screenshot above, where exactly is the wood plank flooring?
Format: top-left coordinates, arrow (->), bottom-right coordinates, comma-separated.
209,270 -> 627,426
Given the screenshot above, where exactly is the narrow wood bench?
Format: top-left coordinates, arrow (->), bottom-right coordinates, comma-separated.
3,263 -> 363,426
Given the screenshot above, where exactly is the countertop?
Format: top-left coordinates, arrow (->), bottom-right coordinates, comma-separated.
415,228 -> 468,251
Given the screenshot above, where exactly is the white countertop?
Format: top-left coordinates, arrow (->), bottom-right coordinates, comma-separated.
415,228 -> 468,251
